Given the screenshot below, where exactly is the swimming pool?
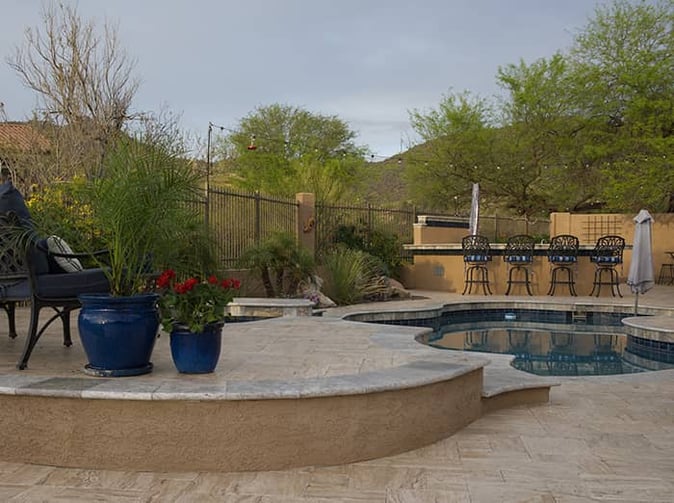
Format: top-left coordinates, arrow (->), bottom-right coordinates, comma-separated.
346,306 -> 674,377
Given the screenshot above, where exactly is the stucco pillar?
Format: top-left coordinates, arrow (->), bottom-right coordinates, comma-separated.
296,192 -> 316,256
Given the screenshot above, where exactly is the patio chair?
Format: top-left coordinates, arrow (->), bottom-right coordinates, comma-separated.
504,234 -> 536,295
0,212 -> 111,369
461,234 -> 492,295
589,235 -> 625,297
547,234 -> 579,296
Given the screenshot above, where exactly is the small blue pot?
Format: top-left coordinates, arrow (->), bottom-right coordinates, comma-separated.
170,321 -> 224,374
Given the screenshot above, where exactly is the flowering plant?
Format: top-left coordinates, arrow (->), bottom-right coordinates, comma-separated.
156,269 -> 241,333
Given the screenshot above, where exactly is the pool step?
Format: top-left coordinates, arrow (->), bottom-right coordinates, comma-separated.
572,309 -> 588,323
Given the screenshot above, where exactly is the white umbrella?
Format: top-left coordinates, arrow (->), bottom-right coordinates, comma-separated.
626,209 -> 655,315
469,183 -> 479,235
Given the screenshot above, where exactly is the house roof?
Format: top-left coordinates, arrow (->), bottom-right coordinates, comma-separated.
0,122 -> 50,152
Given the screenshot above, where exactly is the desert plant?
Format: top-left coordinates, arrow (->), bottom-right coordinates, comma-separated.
320,246 -> 389,305
238,232 -> 314,297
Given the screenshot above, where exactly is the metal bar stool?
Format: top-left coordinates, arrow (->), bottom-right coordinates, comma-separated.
589,235 -> 625,297
461,234 -> 492,295
657,252 -> 674,285
547,234 -> 579,296
504,234 -> 536,295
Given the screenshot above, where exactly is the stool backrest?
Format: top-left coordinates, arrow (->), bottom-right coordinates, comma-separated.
462,234 -> 490,253
547,234 -> 579,261
591,235 -> 625,262
505,234 -> 535,259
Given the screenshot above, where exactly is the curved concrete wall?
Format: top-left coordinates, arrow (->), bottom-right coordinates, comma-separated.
0,369 -> 482,472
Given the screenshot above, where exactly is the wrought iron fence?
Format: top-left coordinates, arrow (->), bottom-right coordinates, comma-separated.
477,214 -> 550,242
315,203 -> 418,262
203,186 -> 550,265
205,187 -> 298,267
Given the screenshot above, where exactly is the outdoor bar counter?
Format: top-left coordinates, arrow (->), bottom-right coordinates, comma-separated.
403,242 -> 627,297
400,214 -> 647,297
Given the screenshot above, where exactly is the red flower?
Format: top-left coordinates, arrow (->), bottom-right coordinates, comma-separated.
183,277 -> 199,291
157,269 -> 176,289
158,270 -> 243,333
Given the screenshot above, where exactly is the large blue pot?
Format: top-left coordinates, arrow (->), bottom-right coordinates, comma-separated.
170,321 -> 223,374
78,293 -> 160,377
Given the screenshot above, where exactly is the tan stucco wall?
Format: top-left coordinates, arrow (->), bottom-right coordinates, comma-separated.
408,254 -> 609,295
0,370 -> 483,472
414,225 -> 468,245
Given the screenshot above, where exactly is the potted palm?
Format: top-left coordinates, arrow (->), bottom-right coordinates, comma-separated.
76,136 -> 213,376
157,269 -> 241,373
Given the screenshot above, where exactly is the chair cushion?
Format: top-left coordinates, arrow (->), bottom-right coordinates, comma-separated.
34,268 -> 110,298
549,255 -> 577,263
464,254 -> 489,263
47,235 -> 83,273
592,256 -> 621,264
0,278 -> 30,301
506,255 -> 531,263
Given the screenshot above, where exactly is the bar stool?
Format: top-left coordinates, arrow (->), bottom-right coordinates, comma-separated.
461,234 -> 492,295
504,234 -> 536,295
547,234 -> 579,296
657,253 -> 674,285
589,235 -> 625,297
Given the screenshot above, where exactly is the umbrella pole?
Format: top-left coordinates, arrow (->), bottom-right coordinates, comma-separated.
634,292 -> 639,316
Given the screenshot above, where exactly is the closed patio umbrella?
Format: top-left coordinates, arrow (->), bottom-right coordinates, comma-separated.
626,209 -> 655,315
469,183 -> 479,235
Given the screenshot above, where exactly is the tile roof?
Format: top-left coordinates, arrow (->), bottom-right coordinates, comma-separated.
0,122 -> 50,152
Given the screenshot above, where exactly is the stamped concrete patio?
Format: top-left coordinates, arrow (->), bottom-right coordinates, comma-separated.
0,286 -> 673,501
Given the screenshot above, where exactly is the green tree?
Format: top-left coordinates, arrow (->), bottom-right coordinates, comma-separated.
568,0 -> 674,211
216,104 -> 366,202
405,90 -> 494,212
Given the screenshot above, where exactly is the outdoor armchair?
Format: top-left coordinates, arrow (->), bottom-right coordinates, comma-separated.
0,212 -> 111,369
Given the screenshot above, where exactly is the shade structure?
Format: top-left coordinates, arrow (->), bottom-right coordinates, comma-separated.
469,183 -> 479,235
626,209 -> 655,314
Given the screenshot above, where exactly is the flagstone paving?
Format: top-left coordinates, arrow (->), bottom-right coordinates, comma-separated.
1,287 -> 673,502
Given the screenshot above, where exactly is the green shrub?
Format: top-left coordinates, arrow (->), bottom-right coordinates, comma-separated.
333,223 -> 402,278
238,232 -> 315,298
320,246 -> 389,305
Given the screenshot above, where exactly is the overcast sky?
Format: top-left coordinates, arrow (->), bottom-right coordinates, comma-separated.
1,0 -> 610,158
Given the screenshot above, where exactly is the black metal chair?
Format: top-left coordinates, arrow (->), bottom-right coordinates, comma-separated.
547,234 -> 579,296
589,235 -> 625,297
0,212 -> 111,369
461,234 -> 492,295
504,234 -> 536,295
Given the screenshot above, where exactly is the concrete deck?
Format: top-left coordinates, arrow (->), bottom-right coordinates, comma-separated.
1,286 -> 673,500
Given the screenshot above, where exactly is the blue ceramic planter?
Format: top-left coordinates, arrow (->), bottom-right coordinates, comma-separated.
78,293 -> 160,377
170,321 -> 224,374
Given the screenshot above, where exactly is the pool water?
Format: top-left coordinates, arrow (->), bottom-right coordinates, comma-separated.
428,325 -> 646,376
346,307 -> 674,377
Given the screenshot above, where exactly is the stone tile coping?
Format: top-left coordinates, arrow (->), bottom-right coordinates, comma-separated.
228,297 -> 313,317
622,315 -> 674,343
0,357 -> 487,401
478,354 -> 561,398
